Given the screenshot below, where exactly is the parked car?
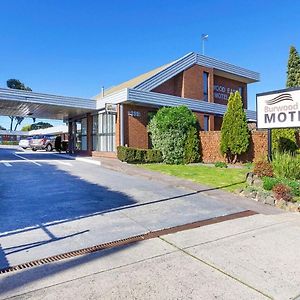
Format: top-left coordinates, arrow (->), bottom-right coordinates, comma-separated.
30,135 -> 56,151
18,137 -> 32,149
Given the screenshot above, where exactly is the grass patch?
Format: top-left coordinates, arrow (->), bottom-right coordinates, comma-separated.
140,164 -> 249,192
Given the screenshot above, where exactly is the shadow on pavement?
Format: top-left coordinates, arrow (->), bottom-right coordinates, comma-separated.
0,242 -> 137,296
0,163 -> 136,233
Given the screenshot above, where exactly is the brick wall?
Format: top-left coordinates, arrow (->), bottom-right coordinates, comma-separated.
200,131 -> 268,163
123,104 -> 156,149
152,72 -> 183,96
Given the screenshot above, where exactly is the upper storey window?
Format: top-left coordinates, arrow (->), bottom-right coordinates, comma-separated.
203,72 -> 209,101
238,87 -> 243,97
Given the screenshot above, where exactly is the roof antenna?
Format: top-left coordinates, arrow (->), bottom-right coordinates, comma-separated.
201,34 -> 208,55
101,86 -> 105,98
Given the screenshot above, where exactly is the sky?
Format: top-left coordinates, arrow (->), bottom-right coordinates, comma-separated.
0,0 -> 299,129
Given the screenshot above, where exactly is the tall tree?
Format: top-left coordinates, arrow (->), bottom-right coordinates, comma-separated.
272,46 -> 300,153
6,79 -> 32,131
220,91 -> 250,163
31,122 -> 53,130
286,46 -> 300,87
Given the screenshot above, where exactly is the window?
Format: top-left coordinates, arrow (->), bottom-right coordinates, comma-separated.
81,118 -> 87,151
238,87 -> 243,96
203,72 -> 209,101
75,118 -> 87,151
204,115 -> 209,131
92,112 -> 116,152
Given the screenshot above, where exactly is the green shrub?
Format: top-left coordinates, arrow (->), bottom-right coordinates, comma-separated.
272,152 -> 300,180
272,129 -> 297,153
272,183 -> 293,202
280,178 -> 300,197
262,176 -> 300,197
262,177 -> 280,191
148,106 -> 200,164
184,126 -> 200,164
220,91 -> 250,163
1,141 -> 19,145
145,149 -> 163,163
254,161 -> 274,177
215,161 -> 228,168
117,146 -> 162,164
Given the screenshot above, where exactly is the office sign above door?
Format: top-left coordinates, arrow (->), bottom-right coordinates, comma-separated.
105,103 -> 117,114
256,88 -> 300,129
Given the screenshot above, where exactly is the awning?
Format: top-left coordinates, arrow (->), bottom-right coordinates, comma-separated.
0,88 -> 97,120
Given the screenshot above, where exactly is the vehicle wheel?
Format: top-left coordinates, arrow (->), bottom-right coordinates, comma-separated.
46,144 -> 52,152
32,148 -> 37,151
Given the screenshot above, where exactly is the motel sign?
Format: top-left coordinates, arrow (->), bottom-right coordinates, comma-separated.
257,88 -> 300,129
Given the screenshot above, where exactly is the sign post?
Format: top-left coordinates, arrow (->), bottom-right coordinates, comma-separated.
267,129 -> 272,161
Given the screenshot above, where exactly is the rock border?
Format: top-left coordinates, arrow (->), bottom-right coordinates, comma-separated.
240,172 -> 300,213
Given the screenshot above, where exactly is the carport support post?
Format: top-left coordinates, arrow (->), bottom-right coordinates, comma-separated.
268,129 -> 272,161
68,121 -> 74,154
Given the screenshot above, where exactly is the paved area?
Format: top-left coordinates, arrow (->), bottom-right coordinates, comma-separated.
1,212 -> 299,300
0,146 -> 275,270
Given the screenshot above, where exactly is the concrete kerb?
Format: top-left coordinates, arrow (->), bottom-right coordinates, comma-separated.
53,153 -> 101,166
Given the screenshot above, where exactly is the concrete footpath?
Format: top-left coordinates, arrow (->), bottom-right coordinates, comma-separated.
1,212 -> 300,300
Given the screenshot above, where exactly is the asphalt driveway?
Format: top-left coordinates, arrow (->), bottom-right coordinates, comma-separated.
0,146 -> 246,270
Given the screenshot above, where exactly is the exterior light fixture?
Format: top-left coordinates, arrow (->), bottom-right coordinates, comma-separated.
201,34 -> 209,55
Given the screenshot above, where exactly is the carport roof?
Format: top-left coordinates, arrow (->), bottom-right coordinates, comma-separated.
0,88 -> 97,120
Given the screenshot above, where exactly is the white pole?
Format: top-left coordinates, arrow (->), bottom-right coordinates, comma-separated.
201,34 -> 208,55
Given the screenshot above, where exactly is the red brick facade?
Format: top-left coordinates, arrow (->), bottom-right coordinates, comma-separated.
123,104 -> 155,149
200,131 -> 268,163
151,64 -> 248,131
93,63 -> 254,159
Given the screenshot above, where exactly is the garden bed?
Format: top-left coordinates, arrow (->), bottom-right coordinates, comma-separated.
240,172 -> 300,212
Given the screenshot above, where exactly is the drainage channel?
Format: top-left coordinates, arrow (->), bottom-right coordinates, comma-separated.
0,210 -> 257,275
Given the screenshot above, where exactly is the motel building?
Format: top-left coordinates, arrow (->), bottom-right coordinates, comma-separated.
0,52 -> 259,156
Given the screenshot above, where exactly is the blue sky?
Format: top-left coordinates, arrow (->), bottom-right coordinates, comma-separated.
0,0 -> 299,129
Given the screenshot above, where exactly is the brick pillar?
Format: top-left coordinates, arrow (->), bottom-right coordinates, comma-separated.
209,115 -> 215,131
68,121 -> 74,153
209,70 -> 214,103
87,114 -> 93,155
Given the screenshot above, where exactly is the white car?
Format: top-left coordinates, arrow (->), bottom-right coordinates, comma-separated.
19,137 -> 32,149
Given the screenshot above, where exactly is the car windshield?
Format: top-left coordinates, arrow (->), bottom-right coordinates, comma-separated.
32,135 -> 44,139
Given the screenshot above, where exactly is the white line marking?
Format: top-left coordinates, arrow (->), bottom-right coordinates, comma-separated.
56,161 -> 72,166
14,153 -> 41,166
3,162 -> 12,167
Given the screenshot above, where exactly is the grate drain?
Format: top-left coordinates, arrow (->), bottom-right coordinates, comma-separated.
0,210 -> 257,275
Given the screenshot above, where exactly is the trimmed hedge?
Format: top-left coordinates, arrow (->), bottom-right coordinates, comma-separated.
1,141 -> 19,145
117,146 -> 163,164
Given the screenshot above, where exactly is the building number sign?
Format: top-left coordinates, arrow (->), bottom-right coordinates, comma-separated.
128,110 -> 141,117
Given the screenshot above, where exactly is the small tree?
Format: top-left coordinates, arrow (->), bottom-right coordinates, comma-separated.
220,91 -> 249,163
7,79 -> 32,91
272,46 -> 300,153
6,79 -> 32,131
21,125 -> 32,131
148,106 -> 200,164
286,46 -> 300,88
